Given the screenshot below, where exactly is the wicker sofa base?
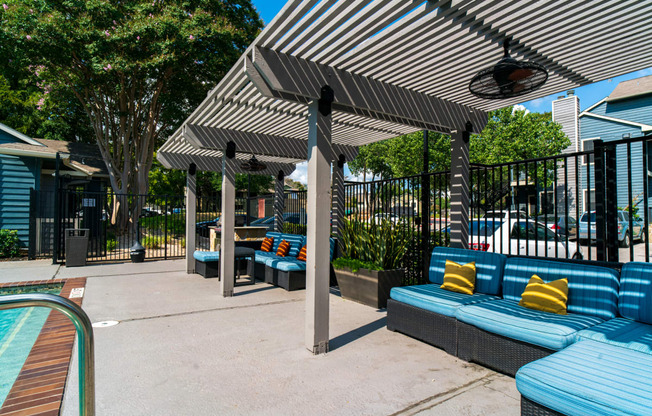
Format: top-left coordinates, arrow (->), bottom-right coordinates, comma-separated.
457,321 -> 554,377
521,396 -> 566,416
277,269 -> 306,291
195,259 -> 219,278
386,299 -> 458,356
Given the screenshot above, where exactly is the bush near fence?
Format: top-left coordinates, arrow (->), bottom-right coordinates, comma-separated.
0,230 -> 21,258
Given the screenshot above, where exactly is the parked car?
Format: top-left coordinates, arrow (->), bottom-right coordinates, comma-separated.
482,210 -> 528,220
444,219 -> 582,259
536,214 -> 577,237
368,212 -> 401,225
578,210 -> 645,247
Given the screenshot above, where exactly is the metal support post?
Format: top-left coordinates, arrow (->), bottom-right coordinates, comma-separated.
594,140 -> 607,261
305,87 -> 332,355
185,164 -> 197,273
605,144 -> 619,262
421,130 -> 430,281
220,155 -> 236,297
274,173 -> 285,232
53,153 -> 61,264
331,157 -> 345,241
450,123 -> 471,249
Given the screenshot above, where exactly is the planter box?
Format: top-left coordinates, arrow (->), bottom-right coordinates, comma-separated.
334,267 -> 404,309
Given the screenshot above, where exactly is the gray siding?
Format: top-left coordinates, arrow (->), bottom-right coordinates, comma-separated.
552,96 -> 580,215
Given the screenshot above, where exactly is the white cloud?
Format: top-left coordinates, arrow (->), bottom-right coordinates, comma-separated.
512,104 -> 530,115
288,161 -> 308,184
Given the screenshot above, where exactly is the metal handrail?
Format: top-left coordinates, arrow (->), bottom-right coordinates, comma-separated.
0,293 -> 95,416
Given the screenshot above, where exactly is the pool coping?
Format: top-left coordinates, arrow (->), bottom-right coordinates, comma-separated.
0,278 -> 86,416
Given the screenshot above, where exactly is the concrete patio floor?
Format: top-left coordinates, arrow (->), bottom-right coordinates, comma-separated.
7,259 -> 520,415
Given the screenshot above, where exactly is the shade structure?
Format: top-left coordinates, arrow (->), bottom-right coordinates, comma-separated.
158,0 -> 652,355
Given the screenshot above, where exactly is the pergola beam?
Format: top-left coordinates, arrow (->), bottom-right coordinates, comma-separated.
157,148 -> 297,176
184,124 -> 358,162
249,46 -> 488,134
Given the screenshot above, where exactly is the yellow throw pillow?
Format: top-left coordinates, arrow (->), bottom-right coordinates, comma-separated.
440,260 -> 476,295
261,237 -> 274,252
276,240 -> 290,257
519,275 -> 568,315
297,245 -> 307,261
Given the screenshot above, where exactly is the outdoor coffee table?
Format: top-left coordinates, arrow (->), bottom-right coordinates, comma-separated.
234,247 -> 256,286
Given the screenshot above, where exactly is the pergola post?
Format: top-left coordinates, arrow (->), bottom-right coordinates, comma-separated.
305,92 -> 332,355
450,122 -> 472,250
185,164 -> 197,274
274,172 -> 285,232
220,155 -> 235,297
331,157 -> 344,240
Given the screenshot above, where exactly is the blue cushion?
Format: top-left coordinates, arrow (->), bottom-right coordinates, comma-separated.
502,257 -> 619,320
516,340 -> 652,416
456,299 -> 604,350
619,262 -> 652,324
429,247 -> 506,296
279,233 -> 305,257
254,250 -> 278,264
193,250 -> 220,262
577,318 -> 652,355
266,257 -> 307,272
390,284 -> 499,317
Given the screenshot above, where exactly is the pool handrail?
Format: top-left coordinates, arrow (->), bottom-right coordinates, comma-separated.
0,293 -> 94,416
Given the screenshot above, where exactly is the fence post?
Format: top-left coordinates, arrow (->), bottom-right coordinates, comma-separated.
605,144 -> 619,262
594,140 -> 607,261
53,152 -> 61,264
164,194 -> 168,260
186,164 -> 197,274
421,130 -> 430,282
450,123 -> 471,250
29,188 -> 36,260
274,173 -> 285,232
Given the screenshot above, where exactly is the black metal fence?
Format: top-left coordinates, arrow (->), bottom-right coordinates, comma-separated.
30,189 -> 186,262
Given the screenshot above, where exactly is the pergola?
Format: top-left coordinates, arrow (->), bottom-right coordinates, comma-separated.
158,0 -> 652,354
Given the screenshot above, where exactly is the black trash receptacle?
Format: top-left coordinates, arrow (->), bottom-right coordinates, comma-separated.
65,229 -> 89,267
130,241 -> 146,263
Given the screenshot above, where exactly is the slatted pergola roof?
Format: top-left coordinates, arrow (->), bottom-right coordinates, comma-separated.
158,0 -> 652,170
160,0 -> 652,355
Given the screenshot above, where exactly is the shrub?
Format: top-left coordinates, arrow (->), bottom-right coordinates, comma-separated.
337,217 -> 411,270
142,236 -> 161,249
332,257 -> 381,272
106,239 -> 118,251
0,230 -> 21,258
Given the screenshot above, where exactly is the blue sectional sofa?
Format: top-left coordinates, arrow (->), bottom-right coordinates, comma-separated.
516,261 -> 652,416
387,247 -> 506,355
389,247 -> 652,415
250,232 -> 336,291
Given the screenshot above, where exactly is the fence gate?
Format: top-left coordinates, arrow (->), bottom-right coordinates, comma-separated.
30,189 -> 186,263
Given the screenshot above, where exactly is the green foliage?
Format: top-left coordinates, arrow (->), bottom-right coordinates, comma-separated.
331,257 -> 381,273
142,235 -> 161,249
348,107 -> 569,181
0,230 -> 20,258
470,107 -> 570,165
338,217 -> 410,271
1,0 -> 263,203
139,216 -> 185,236
106,239 -> 118,251
283,223 -> 307,236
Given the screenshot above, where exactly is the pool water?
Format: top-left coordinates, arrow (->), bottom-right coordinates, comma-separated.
0,284 -> 64,406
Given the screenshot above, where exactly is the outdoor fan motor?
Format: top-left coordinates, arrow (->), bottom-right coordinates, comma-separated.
469,39 -> 548,99
240,154 -> 267,172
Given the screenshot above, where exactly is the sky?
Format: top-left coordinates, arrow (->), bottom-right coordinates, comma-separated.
251,0 -> 652,184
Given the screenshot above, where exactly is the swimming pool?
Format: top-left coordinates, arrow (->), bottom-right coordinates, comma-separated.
0,283 -> 64,406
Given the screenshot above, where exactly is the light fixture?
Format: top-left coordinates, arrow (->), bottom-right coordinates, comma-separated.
469,39 -> 548,99
240,154 -> 267,172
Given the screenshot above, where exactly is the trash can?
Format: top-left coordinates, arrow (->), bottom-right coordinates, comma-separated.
65,229 -> 89,267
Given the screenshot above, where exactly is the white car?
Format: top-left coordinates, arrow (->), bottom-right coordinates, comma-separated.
482,210 -> 529,220
368,213 -> 401,225
447,219 -> 583,259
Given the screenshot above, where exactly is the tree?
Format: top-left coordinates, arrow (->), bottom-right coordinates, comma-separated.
348,107 -> 569,180
1,0 -> 262,232
470,107 -> 569,165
